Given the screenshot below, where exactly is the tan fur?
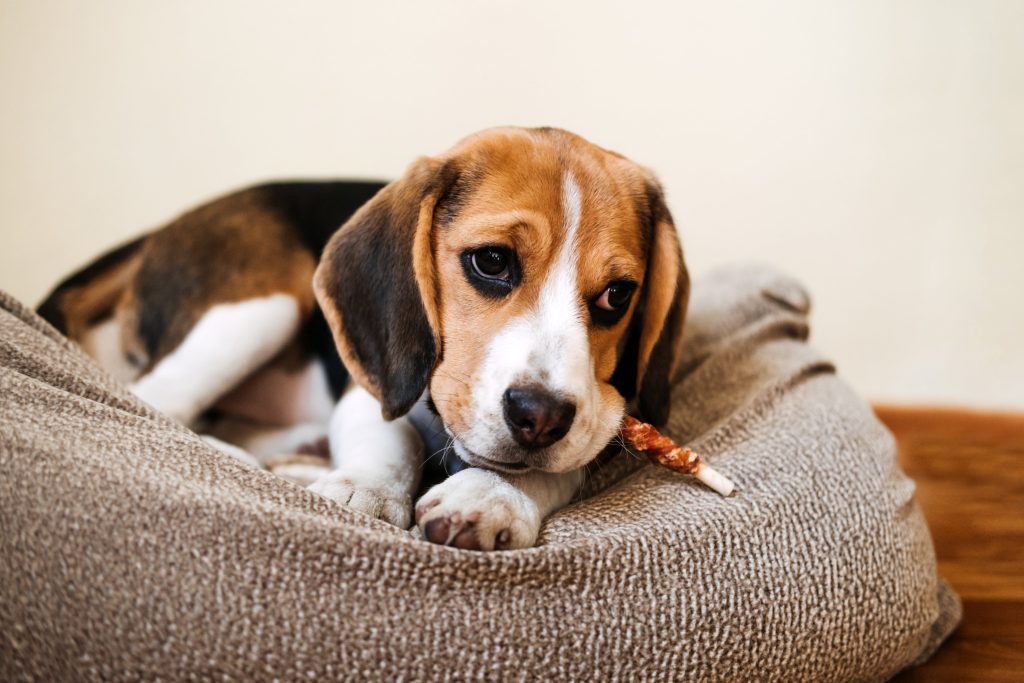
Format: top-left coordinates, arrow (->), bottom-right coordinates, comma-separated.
314,272 -> 365,392
314,126 -> 684,431
635,209 -> 685,385
59,127 -> 684,451
416,127 -> 678,434
57,250 -> 143,341
128,188 -> 318,367
313,126 -> 686,431
47,186 -> 322,382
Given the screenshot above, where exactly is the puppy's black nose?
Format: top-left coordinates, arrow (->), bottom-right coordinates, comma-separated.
502,385 -> 576,449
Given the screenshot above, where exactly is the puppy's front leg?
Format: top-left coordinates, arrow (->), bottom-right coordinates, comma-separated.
309,385 -> 422,528
415,467 -> 583,551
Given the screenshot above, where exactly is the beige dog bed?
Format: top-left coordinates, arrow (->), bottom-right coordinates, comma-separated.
0,265 -> 958,682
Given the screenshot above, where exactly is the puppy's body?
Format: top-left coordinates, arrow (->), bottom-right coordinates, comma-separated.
40,127 -> 688,551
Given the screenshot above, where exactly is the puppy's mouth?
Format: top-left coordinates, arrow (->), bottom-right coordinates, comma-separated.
450,439 -> 531,474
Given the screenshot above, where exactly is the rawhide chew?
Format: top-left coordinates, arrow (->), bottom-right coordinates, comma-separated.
619,416 -> 736,497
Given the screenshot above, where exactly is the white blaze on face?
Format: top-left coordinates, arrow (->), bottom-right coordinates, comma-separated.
459,172 -> 615,471
537,171 -> 590,394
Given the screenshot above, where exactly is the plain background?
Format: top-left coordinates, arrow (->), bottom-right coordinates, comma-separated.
1,1 -> 1021,408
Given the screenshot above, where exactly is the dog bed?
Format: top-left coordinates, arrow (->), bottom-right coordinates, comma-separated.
0,265 -> 959,682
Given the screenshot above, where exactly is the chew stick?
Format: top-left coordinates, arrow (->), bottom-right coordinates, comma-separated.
619,416 -> 736,497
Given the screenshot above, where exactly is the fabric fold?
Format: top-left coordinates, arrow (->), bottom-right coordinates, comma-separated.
0,266 -> 958,682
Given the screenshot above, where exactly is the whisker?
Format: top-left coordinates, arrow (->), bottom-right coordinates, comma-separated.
612,434 -> 643,461
579,460 -> 592,495
421,433 -> 455,470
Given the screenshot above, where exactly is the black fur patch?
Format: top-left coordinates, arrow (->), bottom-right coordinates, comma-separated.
265,180 -> 387,256
319,172 -> 447,419
637,318 -> 676,427
135,181 -> 389,361
609,180 -> 686,427
610,311 -> 642,403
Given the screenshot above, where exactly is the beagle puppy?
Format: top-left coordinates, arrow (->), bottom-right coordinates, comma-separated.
38,126 -> 689,551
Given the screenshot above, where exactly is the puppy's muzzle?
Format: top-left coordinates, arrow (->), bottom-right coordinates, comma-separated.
502,385 -> 576,450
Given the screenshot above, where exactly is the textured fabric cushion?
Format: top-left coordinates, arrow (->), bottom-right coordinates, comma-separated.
0,265 -> 958,682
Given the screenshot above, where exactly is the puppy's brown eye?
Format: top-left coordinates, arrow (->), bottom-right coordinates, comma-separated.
595,282 -> 636,311
462,246 -> 520,298
471,248 -> 510,280
589,280 -> 637,327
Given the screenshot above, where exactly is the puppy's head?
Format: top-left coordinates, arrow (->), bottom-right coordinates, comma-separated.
316,127 -> 688,473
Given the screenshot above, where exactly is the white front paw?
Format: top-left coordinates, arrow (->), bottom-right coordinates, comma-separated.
309,469 -> 412,529
415,468 -> 541,551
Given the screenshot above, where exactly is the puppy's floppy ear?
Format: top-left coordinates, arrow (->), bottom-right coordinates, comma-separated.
314,157 -> 453,420
611,178 -> 690,427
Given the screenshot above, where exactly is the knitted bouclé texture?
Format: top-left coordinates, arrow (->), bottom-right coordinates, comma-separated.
0,265 -> 958,681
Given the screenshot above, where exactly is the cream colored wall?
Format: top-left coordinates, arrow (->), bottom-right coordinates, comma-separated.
1,1 -> 1021,408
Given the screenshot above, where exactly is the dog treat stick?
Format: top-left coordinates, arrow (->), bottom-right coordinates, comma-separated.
619,416 -> 736,497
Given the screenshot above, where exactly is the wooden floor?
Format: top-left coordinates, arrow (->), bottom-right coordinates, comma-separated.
876,406 -> 1024,682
